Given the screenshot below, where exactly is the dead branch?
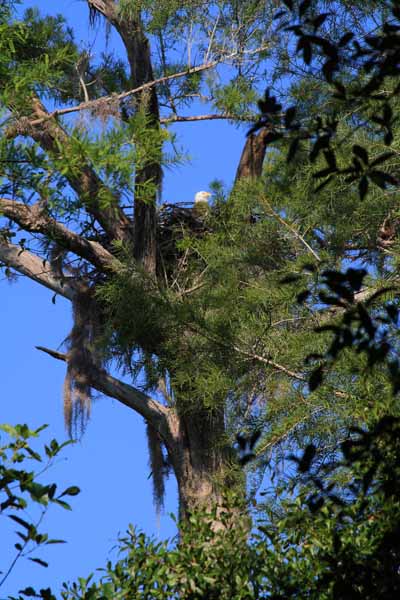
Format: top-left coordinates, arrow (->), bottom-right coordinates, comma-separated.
234,343 -> 307,381
160,113 -> 255,125
261,197 -> 321,262
23,62 -> 223,127
235,128 -> 272,181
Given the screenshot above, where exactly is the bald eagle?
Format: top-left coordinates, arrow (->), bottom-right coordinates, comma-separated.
193,191 -> 211,219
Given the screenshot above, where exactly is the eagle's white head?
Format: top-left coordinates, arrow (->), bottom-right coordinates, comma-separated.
194,191 -> 211,204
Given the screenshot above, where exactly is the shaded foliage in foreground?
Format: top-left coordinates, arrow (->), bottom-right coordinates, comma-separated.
0,424 -> 79,598
9,412 -> 399,599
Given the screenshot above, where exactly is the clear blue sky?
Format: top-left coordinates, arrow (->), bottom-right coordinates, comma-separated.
0,1 -> 249,595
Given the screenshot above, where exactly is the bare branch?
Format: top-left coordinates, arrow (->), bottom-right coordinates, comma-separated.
25,61 -> 222,126
0,198 -> 118,272
261,197 -> 321,262
160,113 -> 255,125
0,241 -> 76,299
233,343 -> 307,381
25,53 -> 261,127
36,345 -> 170,434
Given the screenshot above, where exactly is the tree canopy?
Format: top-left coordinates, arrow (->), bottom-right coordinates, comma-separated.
1,0 -> 400,595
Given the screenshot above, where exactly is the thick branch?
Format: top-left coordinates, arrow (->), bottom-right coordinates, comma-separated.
36,345 -> 170,435
0,198 -> 117,272
0,241 -> 75,299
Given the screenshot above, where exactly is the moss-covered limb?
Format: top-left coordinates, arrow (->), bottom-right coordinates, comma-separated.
36,345 -> 170,436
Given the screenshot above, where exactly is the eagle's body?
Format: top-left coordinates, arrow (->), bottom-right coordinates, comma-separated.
193,191 -> 211,219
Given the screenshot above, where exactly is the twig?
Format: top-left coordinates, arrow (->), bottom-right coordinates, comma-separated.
22,45 -> 269,128
205,14 -> 220,63
233,344 -> 306,381
262,197 -> 321,262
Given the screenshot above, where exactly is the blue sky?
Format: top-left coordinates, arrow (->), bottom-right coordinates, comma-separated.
0,1 -> 250,595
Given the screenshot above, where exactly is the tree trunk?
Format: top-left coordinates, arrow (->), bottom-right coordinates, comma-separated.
114,18 -> 161,274
165,407 -> 246,529
234,127 -> 271,182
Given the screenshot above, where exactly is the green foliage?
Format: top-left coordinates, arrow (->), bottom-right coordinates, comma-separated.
29,416 -> 394,599
0,7 -> 79,109
0,424 -> 79,594
97,180 -> 310,412
2,3 -> 400,598
214,77 -> 258,118
253,0 -> 400,201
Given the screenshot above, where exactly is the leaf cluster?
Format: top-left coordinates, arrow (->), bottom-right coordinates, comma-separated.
25,415 -> 399,599
251,0 -> 400,200
0,424 -> 79,593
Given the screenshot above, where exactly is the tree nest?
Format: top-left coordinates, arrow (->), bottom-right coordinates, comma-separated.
157,202 -> 210,264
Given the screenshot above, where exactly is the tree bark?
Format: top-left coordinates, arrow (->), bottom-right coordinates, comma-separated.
126,35 -> 161,275
234,127 -> 271,182
165,408 -> 245,529
88,1 -> 161,274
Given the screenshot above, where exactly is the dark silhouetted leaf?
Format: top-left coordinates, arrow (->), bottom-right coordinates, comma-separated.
312,13 -> 329,30
346,268 -> 367,291
359,175 -> 369,199
299,0 -> 312,17
280,273 -> 302,284
297,290 -> 310,304
249,429 -> 261,449
298,444 -> 316,472
285,106 -> 297,128
369,152 -> 395,168
28,557 -> 48,568
236,432 -> 247,450
309,365 -> 324,391
315,174 -> 334,192
353,145 -> 369,165
309,496 -> 324,513
8,515 -> 31,530
59,486 -> 80,498
339,32 -> 354,47
386,304 -> 398,323
287,137 -> 300,163
273,9 -> 287,21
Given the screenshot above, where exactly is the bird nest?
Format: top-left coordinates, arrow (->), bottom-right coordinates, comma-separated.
157,202 -> 210,263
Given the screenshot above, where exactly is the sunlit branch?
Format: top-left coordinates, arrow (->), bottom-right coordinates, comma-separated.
36,345 -> 170,435
24,47 -> 269,127
0,241 -> 76,299
160,113 -> 255,124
